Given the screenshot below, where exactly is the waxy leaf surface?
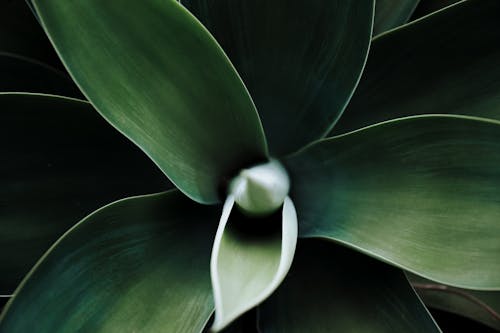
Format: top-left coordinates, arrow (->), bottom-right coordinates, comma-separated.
34,0 -> 268,204
333,0 -> 500,134
211,196 -> 297,331
0,93 -> 167,294
259,240 -> 440,332
0,191 -> 216,333
183,0 -> 374,155
286,115 -> 500,289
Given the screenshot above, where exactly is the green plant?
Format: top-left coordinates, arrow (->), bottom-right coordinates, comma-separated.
1,0 -> 499,331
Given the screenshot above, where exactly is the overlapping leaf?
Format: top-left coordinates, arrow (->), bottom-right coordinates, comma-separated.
287,115 -> 500,289
211,196 -> 297,331
34,0 -> 268,203
0,191 -> 216,333
0,93 -> 166,294
333,0 -> 500,134
183,0 -> 374,154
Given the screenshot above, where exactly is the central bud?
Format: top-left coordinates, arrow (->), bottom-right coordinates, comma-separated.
229,159 -> 290,216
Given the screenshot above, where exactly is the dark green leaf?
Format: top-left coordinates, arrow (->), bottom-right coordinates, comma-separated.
333,0 -> 500,134
182,0 -> 374,155
0,191 -> 216,332
259,239 -> 440,332
286,115 -> 500,289
0,93 -> 167,294
210,196 -> 297,331
409,274 -> 500,331
373,0 -> 420,35
0,54 -> 80,97
33,0 -> 268,204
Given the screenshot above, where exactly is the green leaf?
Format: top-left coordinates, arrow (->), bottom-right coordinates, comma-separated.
333,0 -> 500,134
286,115 -> 500,289
210,196 -> 297,331
182,0 -> 374,155
0,54 -> 80,97
409,274 -> 500,331
258,239 -> 440,332
0,191 -> 216,332
373,0 -> 420,35
33,0 -> 268,204
0,93 -> 167,295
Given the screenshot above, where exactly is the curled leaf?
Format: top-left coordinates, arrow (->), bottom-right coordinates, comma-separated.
210,196 -> 297,331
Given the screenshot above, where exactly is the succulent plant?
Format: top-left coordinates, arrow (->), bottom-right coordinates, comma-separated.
1,0 -> 499,332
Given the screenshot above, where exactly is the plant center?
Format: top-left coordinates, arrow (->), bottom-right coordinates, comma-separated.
229,159 -> 290,216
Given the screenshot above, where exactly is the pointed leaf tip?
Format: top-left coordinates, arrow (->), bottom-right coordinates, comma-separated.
210,196 -> 298,331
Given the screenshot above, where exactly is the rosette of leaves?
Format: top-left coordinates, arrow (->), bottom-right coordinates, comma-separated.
1,0 -> 500,332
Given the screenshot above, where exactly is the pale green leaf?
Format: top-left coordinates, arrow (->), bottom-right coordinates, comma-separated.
211,196 -> 297,331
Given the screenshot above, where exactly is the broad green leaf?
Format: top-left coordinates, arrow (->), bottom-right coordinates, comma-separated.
182,0 -> 374,155
286,115 -> 500,289
373,0 -> 420,35
0,54 -> 80,97
259,239 -> 440,332
0,1 -> 60,69
33,0 -> 268,204
409,274 -> 500,331
0,191 -> 216,333
211,196 -> 297,331
0,93 -> 167,295
333,0 -> 500,134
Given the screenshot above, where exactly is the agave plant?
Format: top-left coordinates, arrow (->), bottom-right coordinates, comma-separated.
1,0 -> 499,332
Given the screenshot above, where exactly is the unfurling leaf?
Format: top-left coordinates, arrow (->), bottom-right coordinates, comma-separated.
210,196 -> 298,331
